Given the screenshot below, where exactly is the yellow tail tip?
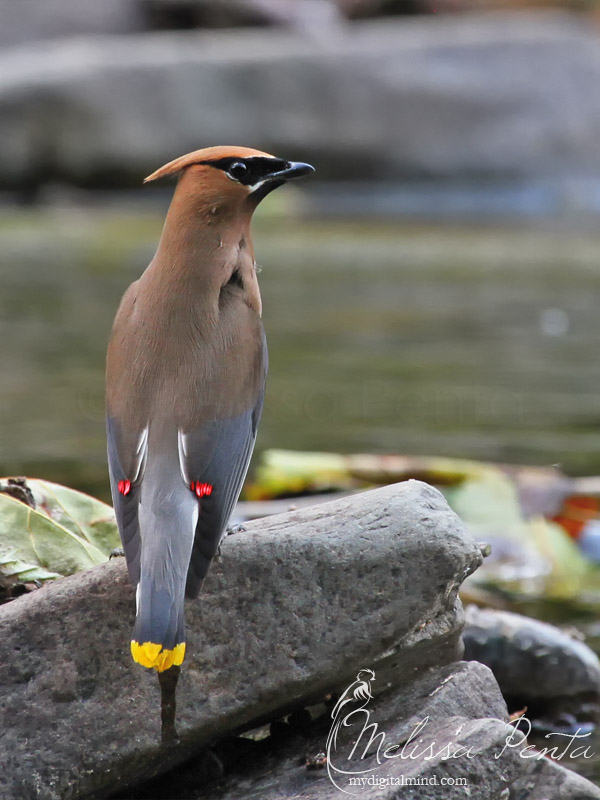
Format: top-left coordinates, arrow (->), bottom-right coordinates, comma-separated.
131,640 -> 186,671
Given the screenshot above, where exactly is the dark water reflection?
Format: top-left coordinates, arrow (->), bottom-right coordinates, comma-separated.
1,205 -> 600,503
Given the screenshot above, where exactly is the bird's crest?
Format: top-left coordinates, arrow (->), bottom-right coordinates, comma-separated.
144,145 -> 275,183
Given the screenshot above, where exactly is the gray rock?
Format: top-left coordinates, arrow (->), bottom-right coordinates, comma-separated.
145,0 -> 345,33
0,0 -> 143,48
151,659 -> 600,800
0,480 -> 481,800
2,13 -> 600,188
511,757 -> 600,800
0,0 -> 344,48
509,758 -> 600,800
187,660 -> 525,800
463,606 -> 600,703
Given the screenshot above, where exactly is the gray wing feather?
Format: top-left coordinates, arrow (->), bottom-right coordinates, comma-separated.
183,331 -> 267,597
106,415 -> 146,584
181,389 -> 264,598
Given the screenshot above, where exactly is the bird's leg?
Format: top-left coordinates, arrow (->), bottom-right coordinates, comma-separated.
158,665 -> 181,746
109,548 -> 125,559
215,523 -> 247,560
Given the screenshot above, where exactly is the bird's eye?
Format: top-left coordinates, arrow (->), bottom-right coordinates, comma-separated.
228,161 -> 248,181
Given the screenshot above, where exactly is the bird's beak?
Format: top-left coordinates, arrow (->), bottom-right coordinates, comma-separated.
248,160 -> 315,201
267,161 -> 315,183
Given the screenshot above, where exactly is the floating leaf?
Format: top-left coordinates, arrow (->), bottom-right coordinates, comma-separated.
245,450 -> 352,500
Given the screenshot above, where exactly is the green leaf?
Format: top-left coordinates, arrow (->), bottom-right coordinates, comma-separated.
27,479 -> 119,555
0,479 -> 119,586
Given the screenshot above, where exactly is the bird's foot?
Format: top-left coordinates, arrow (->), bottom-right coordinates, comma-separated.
215,524 -> 246,561
109,548 -> 125,559
226,523 -> 246,536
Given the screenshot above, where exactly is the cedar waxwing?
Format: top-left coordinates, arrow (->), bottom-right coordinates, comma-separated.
106,146 -> 314,674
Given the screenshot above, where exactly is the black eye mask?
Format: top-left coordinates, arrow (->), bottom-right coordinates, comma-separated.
203,156 -> 290,187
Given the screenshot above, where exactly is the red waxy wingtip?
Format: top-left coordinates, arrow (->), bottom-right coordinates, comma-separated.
190,481 -> 213,498
118,480 -> 131,496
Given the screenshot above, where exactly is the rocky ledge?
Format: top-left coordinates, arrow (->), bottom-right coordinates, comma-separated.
1,480 -> 599,799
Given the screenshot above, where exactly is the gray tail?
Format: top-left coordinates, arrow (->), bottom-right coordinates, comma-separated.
131,468 -> 196,672
131,578 -> 186,671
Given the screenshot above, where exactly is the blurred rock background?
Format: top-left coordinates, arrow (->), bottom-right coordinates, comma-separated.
2,0 -> 600,191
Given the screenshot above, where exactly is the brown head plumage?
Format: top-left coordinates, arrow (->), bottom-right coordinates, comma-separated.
144,145 -> 314,204
144,146 -> 274,183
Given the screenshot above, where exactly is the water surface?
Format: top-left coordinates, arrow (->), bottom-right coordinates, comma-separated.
1,203 -> 600,502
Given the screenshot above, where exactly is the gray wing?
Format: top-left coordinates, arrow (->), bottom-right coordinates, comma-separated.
106,416 -> 147,584
180,383 -> 265,599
